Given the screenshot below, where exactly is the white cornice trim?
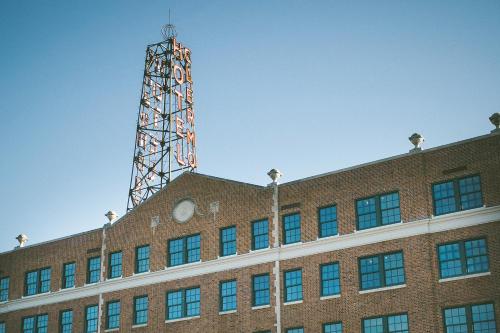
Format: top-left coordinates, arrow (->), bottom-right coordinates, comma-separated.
1,206 -> 499,314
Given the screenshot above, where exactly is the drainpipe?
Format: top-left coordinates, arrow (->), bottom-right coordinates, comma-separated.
97,224 -> 108,333
97,211 -> 116,333
268,169 -> 282,333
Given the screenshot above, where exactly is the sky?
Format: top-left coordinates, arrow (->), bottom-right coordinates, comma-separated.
0,0 -> 499,252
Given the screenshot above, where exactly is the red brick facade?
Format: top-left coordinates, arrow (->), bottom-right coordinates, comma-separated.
0,133 -> 499,333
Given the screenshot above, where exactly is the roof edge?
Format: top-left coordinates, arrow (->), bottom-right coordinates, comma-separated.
280,132 -> 498,186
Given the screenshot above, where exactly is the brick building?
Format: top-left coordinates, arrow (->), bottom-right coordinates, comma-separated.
0,130 -> 499,333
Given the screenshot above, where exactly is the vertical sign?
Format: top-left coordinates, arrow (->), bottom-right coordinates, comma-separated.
127,34 -> 197,211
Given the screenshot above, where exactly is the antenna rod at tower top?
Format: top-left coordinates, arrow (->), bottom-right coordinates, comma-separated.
162,9 -> 177,40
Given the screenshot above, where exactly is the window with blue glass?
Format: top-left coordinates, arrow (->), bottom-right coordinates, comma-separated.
438,238 -> 489,279
168,234 -> 201,267
286,328 -> 304,333
106,301 -> 120,329
444,303 -> 496,333
108,251 -> 122,279
135,245 -> 150,273
220,226 -> 237,256
24,267 -> 51,296
252,274 -> 270,306
134,295 -> 148,325
59,309 -> 72,333
323,322 -> 342,333
85,305 -> 98,333
166,287 -> 200,320
433,175 -> 483,216
284,269 -> 302,302
283,213 -> 301,244
0,322 -> 4,333
62,263 -> 75,289
359,252 -> 405,290
0,277 -> 9,302
22,314 -> 48,333
87,257 -> 100,284
321,262 -> 340,297
356,192 -> 401,230
319,205 -> 338,238
220,280 -> 237,312
252,219 -> 269,250
363,313 -> 408,333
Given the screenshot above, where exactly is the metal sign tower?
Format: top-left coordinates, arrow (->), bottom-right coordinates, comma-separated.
127,24 -> 197,211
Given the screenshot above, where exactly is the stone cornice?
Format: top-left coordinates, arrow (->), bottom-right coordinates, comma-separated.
1,205 -> 498,314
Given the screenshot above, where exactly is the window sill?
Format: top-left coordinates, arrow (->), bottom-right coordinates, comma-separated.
355,221 -> 403,233
107,275 -> 123,280
359,284 -> 406,294
105,328 -> 119,332
132,323 -> 148,328
249,247 -> 271,253
133,271 -> 150,276
284,300 -> 303,305
219,309 -> 237,315
21,291 -> 50,299
281,242 -> 303,248
165,315 -> 200,324
0,300 -> 8,304
84,282 -> 99,286
218,253 -> 238,259
439,271 -> 490,283
320,294 -> 341,300
165,260 -> 202,270
317,234 -> 339,240
431,205 -> 486,219
252,304 -> 271,310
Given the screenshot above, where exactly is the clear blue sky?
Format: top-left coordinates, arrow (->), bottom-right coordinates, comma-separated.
0,0 -> 499,251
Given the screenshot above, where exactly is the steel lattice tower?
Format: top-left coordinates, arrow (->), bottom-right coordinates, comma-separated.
127,25 -> 197,211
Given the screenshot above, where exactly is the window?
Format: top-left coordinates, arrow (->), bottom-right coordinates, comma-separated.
106,301 -> 120,329
220,226 -> 237,256
444,303 -> 496,333
59,309 -> 72,333
0,322 -> 4,333
324,322 -> 342,333
283,213 -> 301,244
363,313 -> 408,333
321,262 -> 340,296
168,234 -> 201,267
62,263 -> 75,289
286,328 -> 304,333
433,175 -> 483,216
135,245 -> 150,273
252,274 -> 270,306
359,252 -> 405,290
0,277 -> 9,301
108,251 -> 122,279
166,287 -> 200,320
134,295 -> 148,325
252,219 -> 269,250
356,192 -> 401,230
438,238 -> 489,279
87,257 -> 100,284
25,268 -> 51,296
22,314 -> 48,333
284,269 -> 302,302
319,205 -> 338,238
85,305 -> 98,333
220,280 -> 237,312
